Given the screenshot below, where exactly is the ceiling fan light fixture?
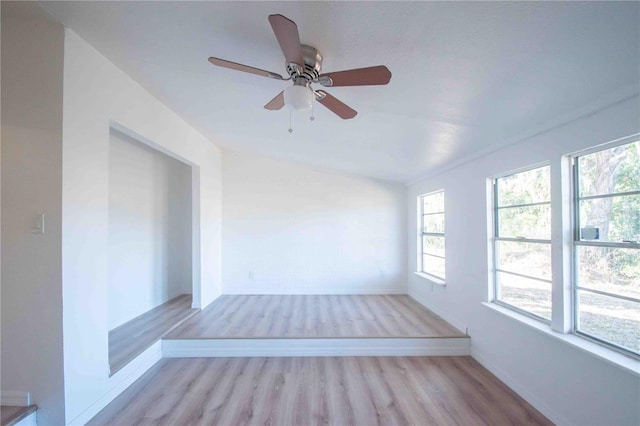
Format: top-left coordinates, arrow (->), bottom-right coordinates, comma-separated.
284,85 -> 313,111
209,14 -> 392,119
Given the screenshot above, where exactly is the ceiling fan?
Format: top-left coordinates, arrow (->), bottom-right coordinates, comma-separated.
208,14 -> 392,120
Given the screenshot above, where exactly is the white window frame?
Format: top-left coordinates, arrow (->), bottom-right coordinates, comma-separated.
571,139 -> 640,358
491,163 -> 552,323
484,135 -> 640,370
418,190 -> 445,282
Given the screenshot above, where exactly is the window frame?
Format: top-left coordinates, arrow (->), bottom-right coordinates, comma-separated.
492,163 -> 552,323
419,190 -> 446,282
483,134 -> 640,367
571,141 -> 640,358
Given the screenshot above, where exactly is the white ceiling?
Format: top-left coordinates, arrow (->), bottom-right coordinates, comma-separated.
39,1 -> 639,183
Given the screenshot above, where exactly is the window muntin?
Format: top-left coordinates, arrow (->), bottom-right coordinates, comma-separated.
497,166 -> 551,206
573,140 -> 640,356
493,165 -> 552,321
576,290 -> 639,354
420,190 -> 445,280
496,241 -> 552,281
578,195 -> 640,243
497,204 -> 551,240
496,272 -> 552,320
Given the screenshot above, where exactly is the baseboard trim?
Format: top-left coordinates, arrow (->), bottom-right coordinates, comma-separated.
407,291 -> 467,334
0,390 -> 31,406
162,337 -> 470,358
471,347 -> 569,426
220,286 -> 407,296
66,342 -> 162,426
3,406 -> 37,426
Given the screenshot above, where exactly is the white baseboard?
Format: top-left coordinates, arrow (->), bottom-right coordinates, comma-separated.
407,291 -> 467,334
471,347 -> 569,426
13,411 -> 37,426
66,342 -> 163,426
221,285 -> 407,295
162,337 -> 470,358
1,390 -> 31,406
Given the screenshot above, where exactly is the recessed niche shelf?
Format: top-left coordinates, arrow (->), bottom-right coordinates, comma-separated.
109,294 -> 198,376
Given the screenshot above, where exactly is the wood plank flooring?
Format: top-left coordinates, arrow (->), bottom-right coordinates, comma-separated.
167,295 -> 464,339
109,294 -> 198,375
1,405 -> 37,426
88,356 -> 552,426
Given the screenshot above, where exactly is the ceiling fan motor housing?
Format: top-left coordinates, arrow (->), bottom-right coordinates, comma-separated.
208,13 -> 391,119
287,44 -> 323,87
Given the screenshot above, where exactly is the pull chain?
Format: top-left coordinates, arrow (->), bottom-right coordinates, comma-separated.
288,110 -> 293,133
310,102 -> 315,122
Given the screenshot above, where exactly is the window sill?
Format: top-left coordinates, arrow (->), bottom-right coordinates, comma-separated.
482,302 -> 639,376
414,272 -> 446,287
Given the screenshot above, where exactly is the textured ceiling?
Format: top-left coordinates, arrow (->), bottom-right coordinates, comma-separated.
39,1 -> 639,183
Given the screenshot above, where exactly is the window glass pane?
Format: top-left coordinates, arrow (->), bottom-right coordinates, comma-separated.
576,246 -> 640,300
422,254 -> 445,279
419,190 -> 445,280
579,194 -> 640,243
422,191 -> 444,214
578,141 -> 640,197
496,241 -> 551,281
498,204 -> 551,240
497,166 -> 550,206
496,271 -> 551,319
577,290 -> 640,354
422,235 -> 444,257
423,213 -> 444,234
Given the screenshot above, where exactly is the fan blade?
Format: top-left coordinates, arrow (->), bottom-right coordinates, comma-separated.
315,91 -> 357,119
208,57 -> 283,80
264,91 -> 285,110
318,65 -> 391,87
268,14 -> 305,67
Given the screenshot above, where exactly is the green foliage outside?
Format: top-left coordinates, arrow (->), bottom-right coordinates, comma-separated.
577,141 -> 639,353
495,142 -> 639,353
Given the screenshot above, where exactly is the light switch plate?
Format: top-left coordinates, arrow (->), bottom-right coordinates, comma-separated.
32,213 -> 45,234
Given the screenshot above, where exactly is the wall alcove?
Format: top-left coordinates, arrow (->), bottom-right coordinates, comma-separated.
107,126 -> 200,375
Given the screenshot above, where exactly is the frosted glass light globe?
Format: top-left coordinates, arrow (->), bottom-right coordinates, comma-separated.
284,85 -> 313,111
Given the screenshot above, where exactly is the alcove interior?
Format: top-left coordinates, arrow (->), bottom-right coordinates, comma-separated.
107,128 -> 196,374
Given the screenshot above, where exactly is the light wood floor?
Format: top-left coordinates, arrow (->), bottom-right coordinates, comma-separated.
167,295 -> 464,339
109,294 -> 198,375
88,356 -> 551,426
1,405 -> 37,426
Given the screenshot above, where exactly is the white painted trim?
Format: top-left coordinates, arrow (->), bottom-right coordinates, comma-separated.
221,286 -> 406,296
471,347 -> 569,426
482,302 -> 640,376
162,337 -> 470,358
413,272 -> 446,286
407,293 -> 467,335
13,411 -> 37,426
66,342 -> 162,426
1,390 -> 31,406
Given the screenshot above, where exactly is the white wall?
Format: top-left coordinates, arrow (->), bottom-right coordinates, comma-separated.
0,5 -> 66,425
222,152 -> 407,294
108,129 -> 192,329
407,96 -> 640,425
62,30 -> 222,424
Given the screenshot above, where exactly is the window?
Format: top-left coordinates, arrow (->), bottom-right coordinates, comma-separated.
573,140 -> 640,356
493,165 -> 552,321
420,190 -> 445,280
